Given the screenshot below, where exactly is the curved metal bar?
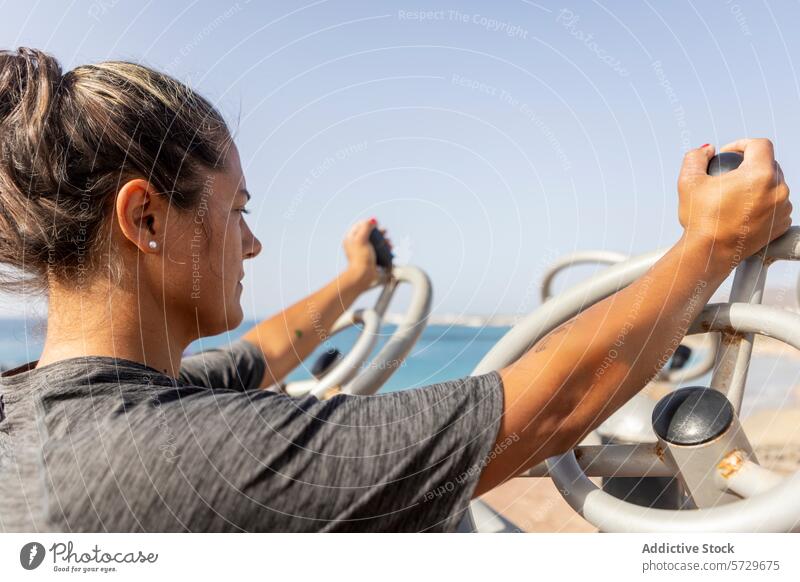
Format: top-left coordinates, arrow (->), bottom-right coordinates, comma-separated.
520,443 -> 673,478
281,305 -> 380,397
475,229 -> 800,384
547,303 -> 800,532
540,250 -> 628,302
528,226 -> 800,390
550,452 -> 800,532
540,250 -> 718,384
309,309 -> 381,398
344,265 -> 432,395
501,228 -> 800,376
283,265 -> 431,397
473,249 -> 666,374
281,312 -> 370,397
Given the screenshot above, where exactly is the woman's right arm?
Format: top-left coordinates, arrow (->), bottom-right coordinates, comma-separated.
474,139 -> 792,496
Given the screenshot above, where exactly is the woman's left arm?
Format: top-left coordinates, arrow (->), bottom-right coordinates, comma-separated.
243,219 -> 391,388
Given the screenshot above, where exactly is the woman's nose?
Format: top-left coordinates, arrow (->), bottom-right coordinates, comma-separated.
244,234 -> 262,259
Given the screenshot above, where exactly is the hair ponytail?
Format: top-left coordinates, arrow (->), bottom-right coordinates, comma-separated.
0,47 -> 231,293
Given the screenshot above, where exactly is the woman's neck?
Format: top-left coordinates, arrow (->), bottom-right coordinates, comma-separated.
37,282 -> 189,378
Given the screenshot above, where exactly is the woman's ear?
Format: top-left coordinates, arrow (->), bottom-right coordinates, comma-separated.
115,179 -> 164,253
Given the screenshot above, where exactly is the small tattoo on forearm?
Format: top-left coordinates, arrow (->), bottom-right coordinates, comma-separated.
532,319 -> 577,353
294,329 -> 303,340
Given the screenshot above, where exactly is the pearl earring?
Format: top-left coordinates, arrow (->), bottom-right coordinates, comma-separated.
148,241 -> 158,250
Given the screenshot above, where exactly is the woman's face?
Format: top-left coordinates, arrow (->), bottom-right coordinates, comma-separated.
161,144 -> 262,339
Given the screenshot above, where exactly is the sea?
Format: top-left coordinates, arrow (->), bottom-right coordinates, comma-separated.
2,318 -> 799,417
0,319 -> 508,392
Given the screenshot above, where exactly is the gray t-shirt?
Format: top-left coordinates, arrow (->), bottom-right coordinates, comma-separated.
0,339 -> 504,532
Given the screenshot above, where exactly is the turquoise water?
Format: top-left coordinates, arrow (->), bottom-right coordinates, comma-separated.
192,322 -> 511,392
1,319 -> 46,371
2,319 -> 798,414
0,319 -> 509,392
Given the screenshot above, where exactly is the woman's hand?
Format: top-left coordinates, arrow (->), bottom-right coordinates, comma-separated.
342,218 -> 392,292
677,139 -> 791,267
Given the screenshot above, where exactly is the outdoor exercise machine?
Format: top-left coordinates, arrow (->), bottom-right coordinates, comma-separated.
468,151 -> 800,532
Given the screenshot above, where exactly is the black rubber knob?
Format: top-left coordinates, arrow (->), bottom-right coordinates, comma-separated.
311,347 -> 342,379
707,151 -> 744,176
369,226 -> 393,269
652,387 -> 734,446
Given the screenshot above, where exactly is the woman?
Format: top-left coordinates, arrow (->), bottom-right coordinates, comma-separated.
0,48 -> 791,532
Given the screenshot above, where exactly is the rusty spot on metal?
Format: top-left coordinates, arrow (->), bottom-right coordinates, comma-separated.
698,321 -> 746,339
719,325 -> 746,342
717,449 -> 747,479
653,443 -> 667,463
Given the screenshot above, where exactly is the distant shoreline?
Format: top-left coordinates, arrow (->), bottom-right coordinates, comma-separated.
383,312 -> 518,327
1,284 -> 798,330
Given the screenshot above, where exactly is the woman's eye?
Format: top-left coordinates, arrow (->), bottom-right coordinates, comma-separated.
237,208 -> 250,215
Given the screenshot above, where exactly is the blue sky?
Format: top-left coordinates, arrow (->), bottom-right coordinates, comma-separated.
2,0 -> 800,319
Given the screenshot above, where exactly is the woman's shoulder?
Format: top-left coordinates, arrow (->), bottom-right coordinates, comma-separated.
179,338 -> 266,392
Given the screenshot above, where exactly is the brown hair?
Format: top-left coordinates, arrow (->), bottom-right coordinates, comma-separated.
0,47 -> 232,293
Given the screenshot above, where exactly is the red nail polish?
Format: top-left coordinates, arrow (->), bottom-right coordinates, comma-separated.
699,143 -> 710,149
369,217 -> 377,225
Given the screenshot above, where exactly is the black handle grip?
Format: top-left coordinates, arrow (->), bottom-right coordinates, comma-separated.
707,151 -> 744,176
311,347 -> 342,379
369,226 -> 393,269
